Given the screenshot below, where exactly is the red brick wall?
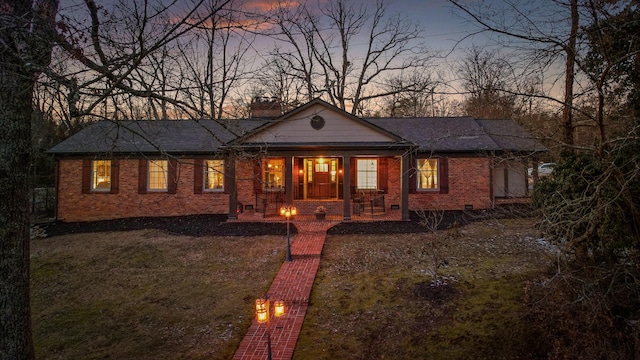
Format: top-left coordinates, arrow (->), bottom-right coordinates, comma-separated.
57,159 -> 229,222
57,156 -> 493,222
236,160 -> 256,211
386,157 -> 402,208
408,157 -> 492,211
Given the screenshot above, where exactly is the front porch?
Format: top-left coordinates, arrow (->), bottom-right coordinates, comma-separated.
234,199 -> 403,222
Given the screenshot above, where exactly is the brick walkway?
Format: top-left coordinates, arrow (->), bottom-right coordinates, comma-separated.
231,220 -> 337,360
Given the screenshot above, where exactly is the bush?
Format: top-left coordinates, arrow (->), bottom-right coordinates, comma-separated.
533,148 -> 640,264
529,138 -> 640,358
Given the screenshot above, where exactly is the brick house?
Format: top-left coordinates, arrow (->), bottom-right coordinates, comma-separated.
48,98 -> 545,222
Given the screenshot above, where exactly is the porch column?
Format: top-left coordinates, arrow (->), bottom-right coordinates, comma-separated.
401,153 -> 410,221
227,152 -> 237,220
285,155 -> 293,204
343,155 -> 351,221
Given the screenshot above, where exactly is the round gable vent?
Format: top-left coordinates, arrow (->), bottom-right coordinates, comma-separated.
310,115 -> 325,130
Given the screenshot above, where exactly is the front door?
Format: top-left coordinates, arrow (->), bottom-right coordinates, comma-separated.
305,158 -> 339,199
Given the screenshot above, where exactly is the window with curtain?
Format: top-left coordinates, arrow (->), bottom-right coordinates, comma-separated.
91,160 -> 111,191
417,158 -> 438,190
148,160 -> 168,191
204,160 -> 224,191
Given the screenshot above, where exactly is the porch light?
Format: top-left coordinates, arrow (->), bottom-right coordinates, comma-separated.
280,206 -> 296,261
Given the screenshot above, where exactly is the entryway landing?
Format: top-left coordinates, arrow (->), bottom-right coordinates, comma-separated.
234,200 -> 402,222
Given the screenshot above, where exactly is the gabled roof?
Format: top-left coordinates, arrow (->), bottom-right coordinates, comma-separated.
48,119 -> 268,155
235,98 -> 404,145
48,100 -> 546,156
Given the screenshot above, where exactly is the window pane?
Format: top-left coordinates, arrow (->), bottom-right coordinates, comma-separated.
204,160 -> 224,191
91,160 -> 111,191
264,158 -> 284,189
418,159 -> 438,190
357,159 -> 377,189
148,160 -> 168,190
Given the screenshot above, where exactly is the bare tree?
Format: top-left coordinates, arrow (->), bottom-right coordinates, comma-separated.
1,2 -> 59,358
2,1 -> 242,358
382,72 -> 437,117
257,53 -> 306,112
266,0 -> 433,115
450,0 -> 584,152
457,47 -> 520,119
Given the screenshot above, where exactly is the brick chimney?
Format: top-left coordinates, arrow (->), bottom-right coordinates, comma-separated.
250,97 -> 282,118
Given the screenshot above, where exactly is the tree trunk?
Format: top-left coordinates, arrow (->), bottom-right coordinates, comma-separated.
0,1 -> 58,358
562,0 -> 579,155
0,47 -> 37,360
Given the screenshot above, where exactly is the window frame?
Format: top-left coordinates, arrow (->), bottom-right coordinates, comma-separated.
416,158 -> 439,191
263,158 -> 285,191
356,158 -> 378,190
90,160 -> 111,192
147,159 -> 169,192
203,159 -> 225,192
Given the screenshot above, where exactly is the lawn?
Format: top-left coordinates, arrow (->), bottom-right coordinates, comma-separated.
294,217 -> 553,359
32,216 -> 554,359
31,229 -> 285,360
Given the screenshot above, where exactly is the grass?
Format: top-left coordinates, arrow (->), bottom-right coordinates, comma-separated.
31,217 -> 553,359
294,217 -> 552,359
31,229 -> 285,360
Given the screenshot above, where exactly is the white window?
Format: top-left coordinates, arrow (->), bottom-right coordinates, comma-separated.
417,159 -> 438,190
204,160 -> 224,191
357,159 -> 377,190
264,158 -> 284,190
91,160 -> 111,191
148,160 -> 168,191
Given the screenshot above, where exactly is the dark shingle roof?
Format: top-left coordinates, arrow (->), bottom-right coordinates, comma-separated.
48,119 -> 268,155
364,117 -> 501,152
475,119 -> 547,152
49,114 -> 545,155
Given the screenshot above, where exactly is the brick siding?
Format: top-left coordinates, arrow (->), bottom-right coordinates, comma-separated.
57,156 -> 493,222
57,159 -> 229,222
408,157 -> 492,211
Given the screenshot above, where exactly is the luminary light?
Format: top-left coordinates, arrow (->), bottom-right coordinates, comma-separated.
290,207 -> 297,216
256,298 -> 268,323
256,309 -> 268,323
273,300 -> 285,317
280,207 -> 286,216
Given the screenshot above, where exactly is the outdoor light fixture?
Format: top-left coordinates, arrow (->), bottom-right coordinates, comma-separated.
255,298 -> 268,323
255,295 -> 285,360
273,300 -> 285,317
279,206 -> 296,261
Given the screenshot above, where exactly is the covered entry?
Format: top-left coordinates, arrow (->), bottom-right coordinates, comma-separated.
294,157 -> 342,200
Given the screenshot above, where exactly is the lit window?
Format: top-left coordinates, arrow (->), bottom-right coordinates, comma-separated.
204,160 -> 224,191
148,160 -> 168,191
417,159 -> 438,190
357,159 -> 377,190
315,163 -> 328,172
91,160 -> 111,191
264,158 -> 284,189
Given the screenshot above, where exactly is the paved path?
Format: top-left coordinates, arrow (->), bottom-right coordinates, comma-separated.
231,220 -> 337,360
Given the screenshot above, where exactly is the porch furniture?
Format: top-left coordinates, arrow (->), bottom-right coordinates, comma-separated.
369,193 -> 386,216
352,190 -> 385,217
352,191 -> 365,215
256,191 -> 284,218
